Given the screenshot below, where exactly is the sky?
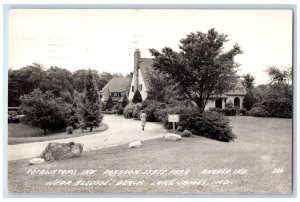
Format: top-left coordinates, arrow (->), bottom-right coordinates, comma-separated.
9,9 -> 293,84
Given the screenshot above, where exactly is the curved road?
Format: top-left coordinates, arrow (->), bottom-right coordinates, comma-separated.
8,115 -> 166,161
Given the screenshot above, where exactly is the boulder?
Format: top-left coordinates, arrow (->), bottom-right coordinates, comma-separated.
165,133 -> 182,141
41,142 -> 83,161
129,141 -> 142,148
181,130 -> 192,137
29,158 -> 45,165
177,126 -> 183,132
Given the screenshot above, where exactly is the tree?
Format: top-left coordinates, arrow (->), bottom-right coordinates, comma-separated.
132,90 -> 142,104
41,66 -> 73,96
242,74 -> 255,92
266,65 -> 292,85
79,69 -> 103,131
243,91 -> 255,110
241,73 -> 256,110
105,95 -> 114,110
249,65 -> 292,118
150,28 -> 242,112
8,63 -> 46,106
20,89 -> 72,135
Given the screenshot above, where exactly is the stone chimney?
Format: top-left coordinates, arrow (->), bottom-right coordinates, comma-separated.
133,49 -> 141,91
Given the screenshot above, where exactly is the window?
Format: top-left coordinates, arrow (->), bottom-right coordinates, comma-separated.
132,86 -> 134,92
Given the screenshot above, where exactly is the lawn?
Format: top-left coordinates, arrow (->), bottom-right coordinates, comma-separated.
8,116 -> 292,194
8,123 -> 108,145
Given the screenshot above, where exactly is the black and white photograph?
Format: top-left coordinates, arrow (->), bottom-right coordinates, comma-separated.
6,7 -> 293,195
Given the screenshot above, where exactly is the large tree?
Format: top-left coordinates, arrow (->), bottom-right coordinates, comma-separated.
150,28 -> 242,112
20,89 -> 72,135
79,69 -> 103,131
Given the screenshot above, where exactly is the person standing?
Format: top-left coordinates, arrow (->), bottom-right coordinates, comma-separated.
140,111 -> 147,131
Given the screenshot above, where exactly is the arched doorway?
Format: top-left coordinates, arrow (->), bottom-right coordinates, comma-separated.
234,97 -> 240,109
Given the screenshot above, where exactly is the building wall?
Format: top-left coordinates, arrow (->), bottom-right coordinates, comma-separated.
204,98 -> 226,110
128,69 -> 148,101
205,99 -> 215,110
128,77 -> 135,100
227,95 -> 244,109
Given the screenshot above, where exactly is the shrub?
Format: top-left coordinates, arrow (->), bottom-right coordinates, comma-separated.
123,103 -> 143,119
124,103 -> 135,119
132,90 -> 142,104
141,100 -> 167,122
208,107 -> 237,116
224,108 -> 237,116
105,96 -> 114,110
8,115 -> 21,123
237,108 -> 248,116
208,108 -> 225,115
181,129 -> 192,137
179,110 -> 236,142
177,125 -> 183,132
66,126 -> 74,134
248,105 -> 271,117
117,107 -> 124,115
132,103 -> 143,119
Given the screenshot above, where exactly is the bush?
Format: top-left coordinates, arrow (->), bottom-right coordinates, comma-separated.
117,107 -> 124,115
208,108 -> 225,115
123,103 -> 142,119
8,115 -> 21,123
132,90 -> 142,104
181,129 -> 192,137
237,108 -> 248,116
208,107 -> 237,116
105,96 -> 114,110
179,110 -> 236,142
248,106 -> 271,117
141,100 -> 167,122
132,103 -> 143,119
66,126 -> 74,134
124,103 -> 134,119
224,108 -> 237,116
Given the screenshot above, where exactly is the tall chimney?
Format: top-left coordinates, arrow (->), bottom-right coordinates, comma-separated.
133,49 -> 141,91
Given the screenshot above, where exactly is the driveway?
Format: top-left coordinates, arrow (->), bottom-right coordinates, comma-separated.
8,115 -> 166,161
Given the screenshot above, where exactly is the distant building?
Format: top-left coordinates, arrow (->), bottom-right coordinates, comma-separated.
100,77 -> 131,103
204,79 -> 246,110
128,49 -> 246,109
128,49 -> 153,101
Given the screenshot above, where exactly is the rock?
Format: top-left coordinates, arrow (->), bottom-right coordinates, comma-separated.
129,141 -> 142,148
165,133 -> 182,141
181,130 -> 192,137
29,158 -> 45,165
41,142 -> 83,161
177,126 -> 183,132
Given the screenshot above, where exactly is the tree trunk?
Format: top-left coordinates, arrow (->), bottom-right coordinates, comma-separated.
44,128 -> 47,135
90,127 -> 93,132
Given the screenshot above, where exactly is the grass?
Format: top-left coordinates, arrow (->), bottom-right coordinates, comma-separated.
8,123 -> 108,145
8,116 -> 292,194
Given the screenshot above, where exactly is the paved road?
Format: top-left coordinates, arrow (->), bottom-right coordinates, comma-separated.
8,115 -> 166,161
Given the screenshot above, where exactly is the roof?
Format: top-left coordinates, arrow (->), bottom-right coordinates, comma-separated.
102,77 -> 131,93
226,79 -> 246,95
138,58 -> 154,90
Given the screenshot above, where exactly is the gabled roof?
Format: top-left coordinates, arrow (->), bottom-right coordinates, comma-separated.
227,79 -> 246,95
138,58 -> 154,90
102,77 -> 131,93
